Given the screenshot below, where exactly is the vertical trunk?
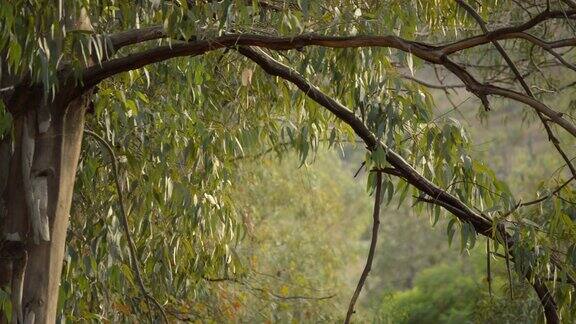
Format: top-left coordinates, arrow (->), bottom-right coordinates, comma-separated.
0,9 -> 94,322
1,87 -> 89,323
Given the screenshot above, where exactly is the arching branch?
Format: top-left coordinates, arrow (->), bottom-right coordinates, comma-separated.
236,45 -> 491,237
82,33 -> 442,88
236,46 -> 565,323
105,7 -> 576,52
82,32 -> 576,137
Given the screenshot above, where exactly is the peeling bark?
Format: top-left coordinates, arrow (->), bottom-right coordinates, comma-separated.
36,103 -> 51,135
21,94 -> 88,323
21,112 -> 50,244
30,176 -> 49,242
0,86 -> 90,323
0,7 -> 94,321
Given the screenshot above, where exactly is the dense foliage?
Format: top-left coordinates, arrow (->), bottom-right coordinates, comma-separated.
1,0 -> 575,322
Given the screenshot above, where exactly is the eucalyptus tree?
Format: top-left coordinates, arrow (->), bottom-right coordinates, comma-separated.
0,0 -> 575,323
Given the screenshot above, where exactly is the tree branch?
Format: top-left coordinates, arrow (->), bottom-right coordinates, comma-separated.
532,277 -> 560,324
457,0 -> 576,183
108,26 -> 168,50
345,171 -> 382,323
202,276 -> 336,301
237,46 -> 569,322
520,176 -> 575,207
442,8 -> 576,54
82,33 -> 443,88
105,7 -> 576,52
236,45 -> 492,237
82,32 -> 576,137
512,33 -> 576,72
439,57 -> 576,136
400,74 -> 466,90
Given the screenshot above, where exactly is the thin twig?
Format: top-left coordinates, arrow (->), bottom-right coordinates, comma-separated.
353,161 -> 366,178
486,238 -> 492,297
520,176 -> 575,207
504,235 -> 514,300
345,171 -> 383,323
84,129 -> 169,323
202,276 -> 336,301
400,74 -> 466,90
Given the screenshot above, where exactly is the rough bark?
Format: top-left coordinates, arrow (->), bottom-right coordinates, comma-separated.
0,134 -> 12,289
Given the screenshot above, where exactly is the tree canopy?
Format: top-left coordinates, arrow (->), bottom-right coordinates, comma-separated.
0,0 -> 575,322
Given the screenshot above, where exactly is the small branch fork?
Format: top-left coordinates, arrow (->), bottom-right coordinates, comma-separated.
345,171 -> 383,324
456,0 -> 576,181
83,130 -> 169,323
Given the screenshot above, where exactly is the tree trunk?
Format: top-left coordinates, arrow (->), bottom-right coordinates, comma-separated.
1,85 -> 89,323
